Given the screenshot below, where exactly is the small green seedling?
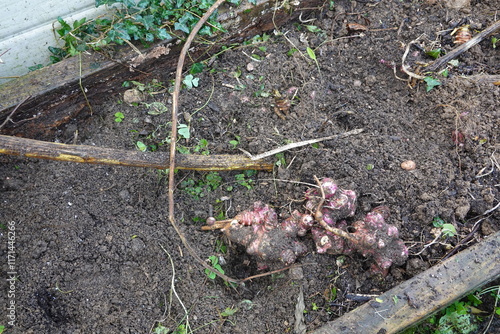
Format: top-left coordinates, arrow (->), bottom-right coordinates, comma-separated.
114,112 -> 125,122
229,135 -> 240,149
152,323 -> 169,334
215,239 -> 227,254
432,217 -> 456,238
205,255 -> 224,280
235,170 -> 257,189
180,172 -> 222,199
287,48 -> 298,56
306,25 -> 322,33
441,224 -> 457,238
183,74 -> 199,89
254,84 -> 270,97
423,76 -> 441,92
221,307 -> 239,317
177,123 -> 190,139
310,142 -> 320,149
136,141 -> 147,152
275,153 -> 286,167
425,48 -> 442,59
306,47 -> 321,75
492,36 -> 498,49
193,138 -> 210,155
439,68 -> 449,77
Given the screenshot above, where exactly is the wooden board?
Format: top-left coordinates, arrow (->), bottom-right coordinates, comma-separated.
311,230 -> 500,334
0,0 -> 324,139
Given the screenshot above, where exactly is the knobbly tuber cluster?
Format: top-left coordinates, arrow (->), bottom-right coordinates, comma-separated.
203,178 -> 408,275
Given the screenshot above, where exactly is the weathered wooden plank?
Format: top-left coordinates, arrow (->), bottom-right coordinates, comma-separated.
0,134 -> 273,171
0,0 -> 324,139
311,230 -> 500,334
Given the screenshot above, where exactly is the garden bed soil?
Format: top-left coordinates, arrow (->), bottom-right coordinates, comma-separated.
1,0 -> 499,333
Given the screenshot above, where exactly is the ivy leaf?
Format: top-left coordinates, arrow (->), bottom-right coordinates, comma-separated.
190,62 -> 204,74
156,28 -> 171,40
423,76 -> 441,92
138,15 -> 155,30
56,17 -> 72,36
174,21 -> 190,34
137,0 -> 151,8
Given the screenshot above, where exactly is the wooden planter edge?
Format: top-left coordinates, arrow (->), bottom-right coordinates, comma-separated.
310,230 -> 500,334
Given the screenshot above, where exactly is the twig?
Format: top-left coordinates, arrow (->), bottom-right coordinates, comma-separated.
401,36 -> 426,80
78,54 -> 94,115
482,285 -> 500,334
239,128 -> 364,161
427,20 -> 500,72
166,0 -> 241,284
0,95 -> 31,130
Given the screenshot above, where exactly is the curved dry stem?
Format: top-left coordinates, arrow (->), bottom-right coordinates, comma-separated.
167,0 -> 241,284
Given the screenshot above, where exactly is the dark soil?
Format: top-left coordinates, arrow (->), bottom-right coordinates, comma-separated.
1,0 -> 499,333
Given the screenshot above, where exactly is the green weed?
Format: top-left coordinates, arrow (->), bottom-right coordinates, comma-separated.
205,255 -> 225,280
177,123 -> 190,139
220,307 -> 238,317
136,141 -> 147,152
274,152 -> 286,167
423,76 -> 441,92
114,112 -> 125,123
180,172 -> 222,199
432,217 -> 456,238
235,170 -> 257,190
229,135 -> 241,149
425,48 -> 442,59
254,84 -> 270,97
183,74 -> 199,89
49,0 -> 224,63
215,239 -> 227,254
491,36 -> 498,49
306,47 -> 321,75
402,285 -> 500,334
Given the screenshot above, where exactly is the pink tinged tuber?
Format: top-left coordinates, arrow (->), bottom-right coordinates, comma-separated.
221,203 -> 308,266
203,178 -> 409,276
346,206 -> 408,275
